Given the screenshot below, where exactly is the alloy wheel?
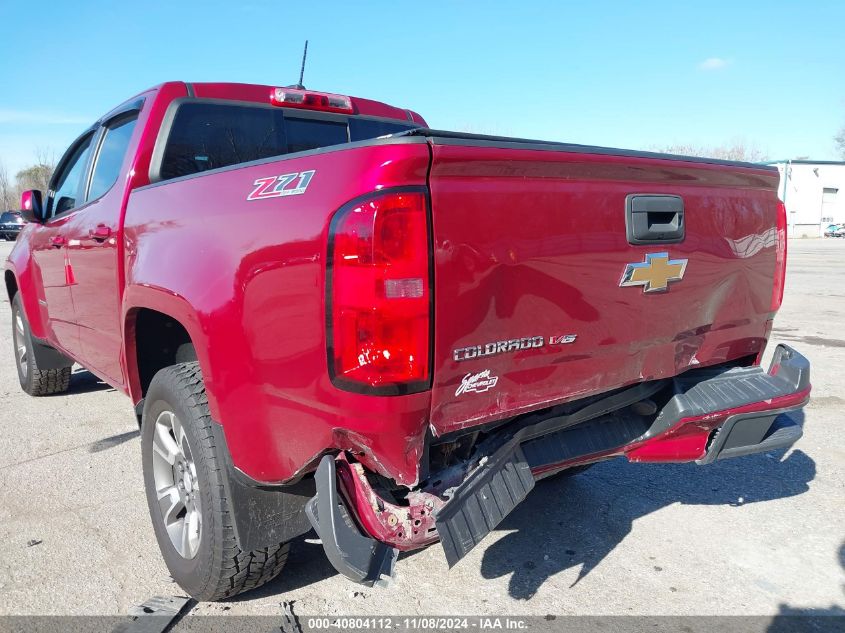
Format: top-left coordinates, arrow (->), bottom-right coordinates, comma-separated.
13,311 -> 27,379
151,410 -> 203,559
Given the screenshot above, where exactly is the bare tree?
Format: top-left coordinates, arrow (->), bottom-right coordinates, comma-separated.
835,126 -> 845,160
34,146 -> 57,171
15,164 -> 53,198
0,161 -> 17,211
15,148 -> 56,200
652,140 -> 769,163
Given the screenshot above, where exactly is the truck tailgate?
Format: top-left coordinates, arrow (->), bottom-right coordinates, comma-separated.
427,138 -> 782,436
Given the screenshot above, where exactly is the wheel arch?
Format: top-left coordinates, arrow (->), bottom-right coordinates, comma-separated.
4,243 -> 50,341
4,268 -> 18,302
123,285 -> 218,424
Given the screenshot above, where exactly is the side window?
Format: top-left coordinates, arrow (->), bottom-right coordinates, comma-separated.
88,115 -> 138,201
50,134 -> 94,217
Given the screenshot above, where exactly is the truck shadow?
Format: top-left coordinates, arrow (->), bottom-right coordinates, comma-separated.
236,439 -> 816,602
765,540 -> 845,631
479,446 -> 816,600
87,429 -> 139,453
66,368 -> 115,394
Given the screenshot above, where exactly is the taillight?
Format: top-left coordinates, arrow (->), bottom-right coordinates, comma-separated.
771,200 -> 787,311
328,188 -> 431,394
271,87 -> 353,114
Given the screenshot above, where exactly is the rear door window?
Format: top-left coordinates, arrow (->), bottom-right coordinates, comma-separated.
88,115 -> 138,201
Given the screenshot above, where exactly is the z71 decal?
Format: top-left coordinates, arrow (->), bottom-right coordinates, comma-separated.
247,170 -> 315,201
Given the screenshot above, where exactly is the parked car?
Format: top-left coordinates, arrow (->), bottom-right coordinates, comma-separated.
0,211 -> 24,240
4,82 -> 810,601
824,224 -> 840,237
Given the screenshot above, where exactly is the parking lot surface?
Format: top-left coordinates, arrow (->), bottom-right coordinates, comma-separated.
0,238 -> 842,618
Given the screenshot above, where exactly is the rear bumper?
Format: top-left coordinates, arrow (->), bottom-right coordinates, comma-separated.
308,344 -> 810,583
623,343 -> 809,465
697,410 -> 803,465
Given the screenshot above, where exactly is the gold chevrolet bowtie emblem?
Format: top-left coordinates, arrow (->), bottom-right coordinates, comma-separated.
620,252 -> 688,293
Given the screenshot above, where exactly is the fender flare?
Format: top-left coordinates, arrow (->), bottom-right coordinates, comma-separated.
4,248 -> 50,341
122,284 -> 220,420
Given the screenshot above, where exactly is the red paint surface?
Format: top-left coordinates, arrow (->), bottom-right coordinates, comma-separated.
427,144 -> 781,436
4,81 -> 793,488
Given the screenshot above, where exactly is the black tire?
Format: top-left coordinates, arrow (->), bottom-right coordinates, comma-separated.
141,362 -> 289,601
11,294 -> 71,396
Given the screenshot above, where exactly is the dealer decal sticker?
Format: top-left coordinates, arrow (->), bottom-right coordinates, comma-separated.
455,370 -> 499,396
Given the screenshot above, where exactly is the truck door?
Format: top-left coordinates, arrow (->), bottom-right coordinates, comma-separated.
61,111 -> 139,388
29,131 -> 96,359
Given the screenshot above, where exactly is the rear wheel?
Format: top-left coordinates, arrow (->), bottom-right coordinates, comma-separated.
11,294 -> 71,396
141,362 -> 289,601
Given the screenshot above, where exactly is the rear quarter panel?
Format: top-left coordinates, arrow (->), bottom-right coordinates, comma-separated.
123,140 -> 432,485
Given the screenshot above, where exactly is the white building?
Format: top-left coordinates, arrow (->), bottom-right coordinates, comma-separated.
767,160 -> 845,238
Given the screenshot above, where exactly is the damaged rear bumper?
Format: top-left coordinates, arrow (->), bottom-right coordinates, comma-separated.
307,344 -> 810,584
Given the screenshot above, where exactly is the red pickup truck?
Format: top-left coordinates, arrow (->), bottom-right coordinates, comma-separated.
4,82 -> 810,601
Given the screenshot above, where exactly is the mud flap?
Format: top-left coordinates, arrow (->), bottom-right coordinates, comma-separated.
306,455 -> 399,587
434,445 -> 535,567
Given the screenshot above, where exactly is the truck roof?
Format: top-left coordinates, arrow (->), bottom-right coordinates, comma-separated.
168,81 -> 427,126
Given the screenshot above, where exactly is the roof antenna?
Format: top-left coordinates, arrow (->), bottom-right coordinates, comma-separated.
295,40 -> 308,90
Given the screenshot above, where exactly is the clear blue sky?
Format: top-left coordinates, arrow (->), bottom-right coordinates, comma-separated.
1,0 -> 843,176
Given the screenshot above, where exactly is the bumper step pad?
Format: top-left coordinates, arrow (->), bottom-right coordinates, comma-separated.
434,445 -> 535,567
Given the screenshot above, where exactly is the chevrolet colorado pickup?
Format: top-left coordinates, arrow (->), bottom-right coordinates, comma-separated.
5,82 -> 810,600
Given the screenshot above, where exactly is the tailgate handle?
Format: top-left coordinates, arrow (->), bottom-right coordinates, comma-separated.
625,195 -> 685,245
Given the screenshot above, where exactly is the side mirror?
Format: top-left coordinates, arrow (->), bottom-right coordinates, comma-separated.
20,190 -> 46,223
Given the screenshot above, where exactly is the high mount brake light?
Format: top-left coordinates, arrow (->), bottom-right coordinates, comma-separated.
327,189 -> 431,395
771,200 -> 787,311
270,87 -> 353,114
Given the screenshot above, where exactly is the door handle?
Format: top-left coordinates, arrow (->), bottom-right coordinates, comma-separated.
89,225 -> 112,241
50,235 -> 66,248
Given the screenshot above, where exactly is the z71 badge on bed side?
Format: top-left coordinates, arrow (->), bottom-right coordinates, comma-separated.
247,170 -> 316,201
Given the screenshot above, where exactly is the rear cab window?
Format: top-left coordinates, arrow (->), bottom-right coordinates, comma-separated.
155,101 -> 416,182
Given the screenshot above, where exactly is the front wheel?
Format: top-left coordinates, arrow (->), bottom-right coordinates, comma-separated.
141,362 -> 290,601
10,294 -> 71,396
